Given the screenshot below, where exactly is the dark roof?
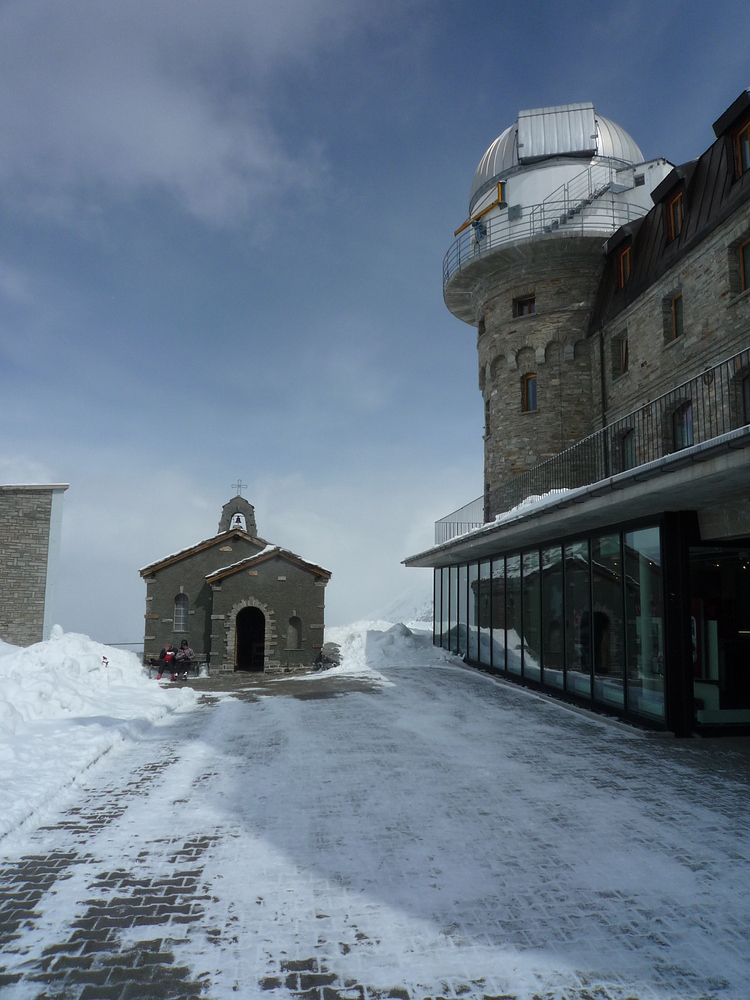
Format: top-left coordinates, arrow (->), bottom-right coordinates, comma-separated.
590,104 -> 750,331
205,546 -> 331,583
139,530 -> 267,576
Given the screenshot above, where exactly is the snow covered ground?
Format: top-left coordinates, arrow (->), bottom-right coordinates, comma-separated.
1,621 -> 749,999
0,626 -> 195,841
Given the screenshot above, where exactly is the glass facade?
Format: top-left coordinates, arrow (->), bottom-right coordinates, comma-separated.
457,564 -> 468,657
542,546 -> 564,689
433,524 -> 667,727
624,528 -> 665,720
506,555 -> 522,675
522,551 -> 541,681
591,534 -> 625,708
478,560 -> 492,666
491,558 -> 506,671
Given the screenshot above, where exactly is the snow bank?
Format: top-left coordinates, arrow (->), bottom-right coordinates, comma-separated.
0,626 -> 196,841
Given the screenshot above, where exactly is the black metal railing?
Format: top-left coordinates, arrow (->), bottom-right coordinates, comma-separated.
435,496 -> 484,544
435,346 -> 750,541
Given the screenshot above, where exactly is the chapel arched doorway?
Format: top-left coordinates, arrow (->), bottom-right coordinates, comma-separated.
235,606 -> 265,672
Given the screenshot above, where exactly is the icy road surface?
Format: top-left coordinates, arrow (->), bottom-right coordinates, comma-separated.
1,624 -> 749,1000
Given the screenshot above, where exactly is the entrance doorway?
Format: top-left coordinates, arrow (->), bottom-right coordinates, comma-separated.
235,606 -> 265,672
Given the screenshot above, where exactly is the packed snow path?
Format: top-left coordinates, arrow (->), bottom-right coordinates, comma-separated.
1,634 -> 749,1000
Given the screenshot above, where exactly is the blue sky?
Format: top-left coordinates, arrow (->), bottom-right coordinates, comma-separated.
1,0 -> 748,641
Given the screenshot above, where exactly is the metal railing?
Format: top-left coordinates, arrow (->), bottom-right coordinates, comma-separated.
443,189 -> 644,289
435,495 -> 484,544
435,346 -> 750,542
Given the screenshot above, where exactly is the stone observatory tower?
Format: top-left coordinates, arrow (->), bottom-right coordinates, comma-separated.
443,103 -> 671,520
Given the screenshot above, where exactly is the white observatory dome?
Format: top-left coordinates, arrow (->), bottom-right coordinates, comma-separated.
469,103 -> 644,213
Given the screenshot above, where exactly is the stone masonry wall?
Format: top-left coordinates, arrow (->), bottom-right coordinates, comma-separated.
143,533 -> 263,664
0,488 -> 53,646
476,235 -> 604,518
597,200 -> 750,427
211,555 -> 326,674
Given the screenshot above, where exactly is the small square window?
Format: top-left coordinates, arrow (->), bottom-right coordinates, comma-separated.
617,246 -> 631,289
634,173 -> 645,187
741,239 -> 750,292
671,293 -> 684,339
667,191 -> 683,242
734,121 -> 750,178
522,374 -> 537,412
514,295 -> 535,317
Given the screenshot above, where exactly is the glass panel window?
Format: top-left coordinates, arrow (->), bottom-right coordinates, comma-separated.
449,565 -> 458,654
591,534 -> 625,708
624,528 -> 665,720
173,593 -> 189,632
478,560 -> 492,666
673,400 -> 694,450
523,374 -> 537,412
741,239 -> 750,292
441,567 -> 449,649
457,564 -> 468,657
667,191 -> 683,241
506,555 -> 522,675
542,546 -> 564,690
491,558 -> 506,670
467,563 -> 479,662
617,246 -> 631,288
522,551 -> 541,681
434,569 -> 441,647
565,541 -> 592,698
671,293 -> 684,339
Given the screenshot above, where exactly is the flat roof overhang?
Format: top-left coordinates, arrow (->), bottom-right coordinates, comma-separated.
404,426 -> 750,567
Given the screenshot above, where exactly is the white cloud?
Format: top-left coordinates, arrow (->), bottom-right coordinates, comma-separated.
0,0 -> 367,225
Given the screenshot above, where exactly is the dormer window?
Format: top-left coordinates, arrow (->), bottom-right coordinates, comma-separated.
667,191 -> 683,242
734,120 -> 750,178
617,246 -> 631,289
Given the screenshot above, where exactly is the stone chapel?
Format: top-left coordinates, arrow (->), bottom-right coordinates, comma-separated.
140,495 -> 330,674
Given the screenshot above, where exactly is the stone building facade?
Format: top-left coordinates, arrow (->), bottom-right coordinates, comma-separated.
407,91 -> 750,736
140,496 -> 330,674
0,484 -> 68,646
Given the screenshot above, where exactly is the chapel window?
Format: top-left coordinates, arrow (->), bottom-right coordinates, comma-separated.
287,616 -> 301,650
667,191 -> 683,242
522,374 -> 537,412
513,295 -> 536,318
173,594 -> 189,632
617,246 -> 631,289
734,120 -> 750,178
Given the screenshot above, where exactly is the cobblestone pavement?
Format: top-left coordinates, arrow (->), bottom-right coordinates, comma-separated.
1,655 -> 749,1000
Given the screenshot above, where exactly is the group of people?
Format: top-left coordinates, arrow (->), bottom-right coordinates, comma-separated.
150,640 -> 197,681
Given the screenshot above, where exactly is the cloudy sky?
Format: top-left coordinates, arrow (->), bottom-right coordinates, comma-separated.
1,0 -> 747,642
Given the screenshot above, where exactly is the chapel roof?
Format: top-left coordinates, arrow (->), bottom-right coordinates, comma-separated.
139,529 -> 267,577
205,545 -> 331,583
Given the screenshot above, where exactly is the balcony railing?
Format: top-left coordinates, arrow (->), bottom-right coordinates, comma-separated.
435,346 -> 750,543
435,496 -> 484,544
443,195 -> 645,289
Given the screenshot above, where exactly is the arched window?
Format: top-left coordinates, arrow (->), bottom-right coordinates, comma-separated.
287,616 -> 301,650
173,594 -> 189,632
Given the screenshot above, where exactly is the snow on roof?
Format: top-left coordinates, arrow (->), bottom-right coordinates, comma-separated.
139,530 -> 266,574
206,544 -> 331,581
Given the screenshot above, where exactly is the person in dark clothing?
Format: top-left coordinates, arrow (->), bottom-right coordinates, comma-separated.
157,643 -> 177,681
175,639 -> 195,679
